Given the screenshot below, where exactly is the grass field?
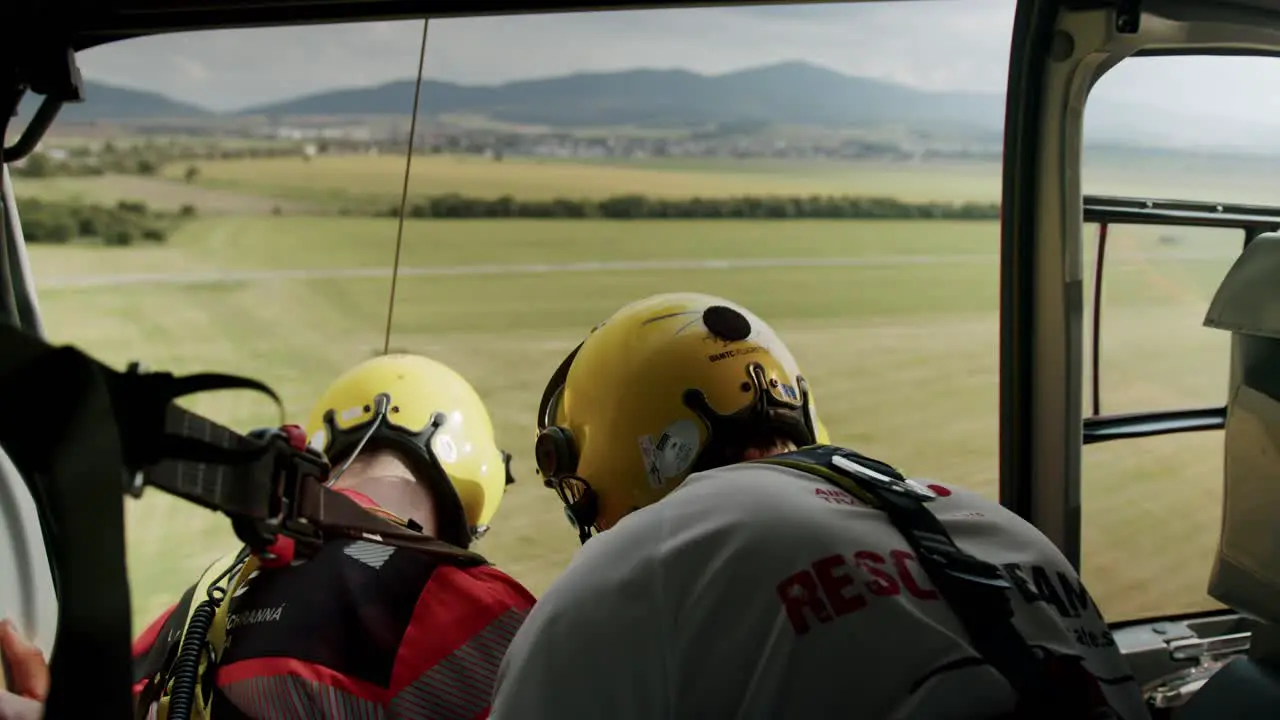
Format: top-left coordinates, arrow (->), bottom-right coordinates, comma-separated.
13,153 -> 1245,631
161,155 -> 1012,205
138,151 -> 1280,209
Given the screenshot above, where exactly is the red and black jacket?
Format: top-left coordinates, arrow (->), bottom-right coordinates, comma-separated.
131,493 -> 536,720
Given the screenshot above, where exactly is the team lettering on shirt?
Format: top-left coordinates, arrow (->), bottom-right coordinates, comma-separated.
775,550 -> 1115,649
777,549 -> 938,635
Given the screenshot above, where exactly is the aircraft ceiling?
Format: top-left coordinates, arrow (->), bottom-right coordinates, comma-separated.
4,0 -> 1280,55
7,0 -> 844,51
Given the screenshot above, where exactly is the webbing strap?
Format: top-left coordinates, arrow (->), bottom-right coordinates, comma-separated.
116,369 -> 488,566
0,325 -> 490,720
0,336 -> 135,720
292,479 -> 486,564
753,445 -> 1085,718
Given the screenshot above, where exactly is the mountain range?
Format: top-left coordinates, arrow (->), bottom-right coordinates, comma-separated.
15,61 -> 1280,152
33,82 -> 212,123
238,62 -> 1003,135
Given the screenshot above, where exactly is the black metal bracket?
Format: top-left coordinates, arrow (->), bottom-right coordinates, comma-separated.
1115,0 -> 1142,34
1083,406 -> 1226,445
2,44 -> 84,162
1083,195 -> 1280,234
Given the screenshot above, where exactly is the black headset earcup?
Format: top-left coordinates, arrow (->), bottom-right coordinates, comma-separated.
535,426 -> 578,478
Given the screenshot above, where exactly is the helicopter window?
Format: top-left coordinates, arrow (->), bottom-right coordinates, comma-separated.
1082,220 -> 1236,417
1078,54 -> 1280,623
0,2 -> 1024,632
10,2 -> 1258,637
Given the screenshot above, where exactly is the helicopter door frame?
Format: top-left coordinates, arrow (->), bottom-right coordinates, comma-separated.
1004,0 -> 1280,709
1001,0 -> 1280,570
1,165 -> 46,337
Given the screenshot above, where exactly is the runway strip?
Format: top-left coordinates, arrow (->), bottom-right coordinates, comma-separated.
37,249 -> 1235,291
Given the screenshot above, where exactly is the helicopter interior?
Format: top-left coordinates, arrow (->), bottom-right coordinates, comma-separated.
4,0 -> 1280,718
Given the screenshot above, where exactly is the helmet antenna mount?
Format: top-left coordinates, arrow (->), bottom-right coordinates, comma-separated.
327,392 -> 392,485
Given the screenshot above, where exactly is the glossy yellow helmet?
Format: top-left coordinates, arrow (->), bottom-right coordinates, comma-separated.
534,292 -> 820,544
305,354 -> 514,549
815,416 -> 832,444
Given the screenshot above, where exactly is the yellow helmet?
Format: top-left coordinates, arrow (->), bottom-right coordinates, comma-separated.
815,416 -> 832,444
305,354 -> 514,548
534,292 -> 819,543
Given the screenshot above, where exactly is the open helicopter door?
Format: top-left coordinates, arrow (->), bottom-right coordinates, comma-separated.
1164,231 -> 1280,718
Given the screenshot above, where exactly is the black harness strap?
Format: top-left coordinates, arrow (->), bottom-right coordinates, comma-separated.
0,325 -> 490,720
0,338 -> 136,720
292,478 -> 487,564
103,365 -> 489,566
753,445 -> 1094,719
138,409 -> 487,565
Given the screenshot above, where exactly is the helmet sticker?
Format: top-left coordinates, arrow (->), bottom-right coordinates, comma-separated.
434,433 -> 459,463
706,345 -> 765,364
339,405 -> 365,423
308,428 -> 328,453
638,435 -> 664,489
654,419 -> 700,480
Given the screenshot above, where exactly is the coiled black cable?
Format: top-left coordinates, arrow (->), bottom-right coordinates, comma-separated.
165,596 -> 217,720
165,549 -> 247,720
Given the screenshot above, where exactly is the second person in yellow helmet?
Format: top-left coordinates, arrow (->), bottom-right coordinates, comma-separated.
491,292 -> 1146,720
304,353 -> 514,545
131,353 -> 535,720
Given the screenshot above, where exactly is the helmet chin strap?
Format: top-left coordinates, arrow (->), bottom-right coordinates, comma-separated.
549,474 -> 598,545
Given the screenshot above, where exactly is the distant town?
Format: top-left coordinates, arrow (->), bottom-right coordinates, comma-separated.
27,116 -> 1003,166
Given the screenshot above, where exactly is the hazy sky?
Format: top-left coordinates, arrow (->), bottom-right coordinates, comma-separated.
74,0 -> 1280,123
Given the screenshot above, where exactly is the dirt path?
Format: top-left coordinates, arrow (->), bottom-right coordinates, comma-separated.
35,249 -> 1234,290
38,254 -> 1000,290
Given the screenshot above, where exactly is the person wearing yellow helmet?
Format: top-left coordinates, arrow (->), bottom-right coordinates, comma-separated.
491,292 -> 1145,720
131,354 -> 535,720
303,353 -> 514,546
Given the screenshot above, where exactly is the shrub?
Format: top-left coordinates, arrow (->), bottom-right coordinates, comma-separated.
14,197 -> 188,246
385,193 -> 1000,220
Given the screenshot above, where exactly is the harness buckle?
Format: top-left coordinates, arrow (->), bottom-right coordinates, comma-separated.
831,454 -> 937,501
231,431 -> 329,558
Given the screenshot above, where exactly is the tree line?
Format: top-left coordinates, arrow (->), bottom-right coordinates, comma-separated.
16,192 -> 996,250
10,143 -> 304,180
19,198 -> 193,245
375,193 -> 1000,220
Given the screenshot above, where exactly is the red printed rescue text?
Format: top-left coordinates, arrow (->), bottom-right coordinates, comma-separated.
777,547 -> 1110,647
777,549 -> 941,635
